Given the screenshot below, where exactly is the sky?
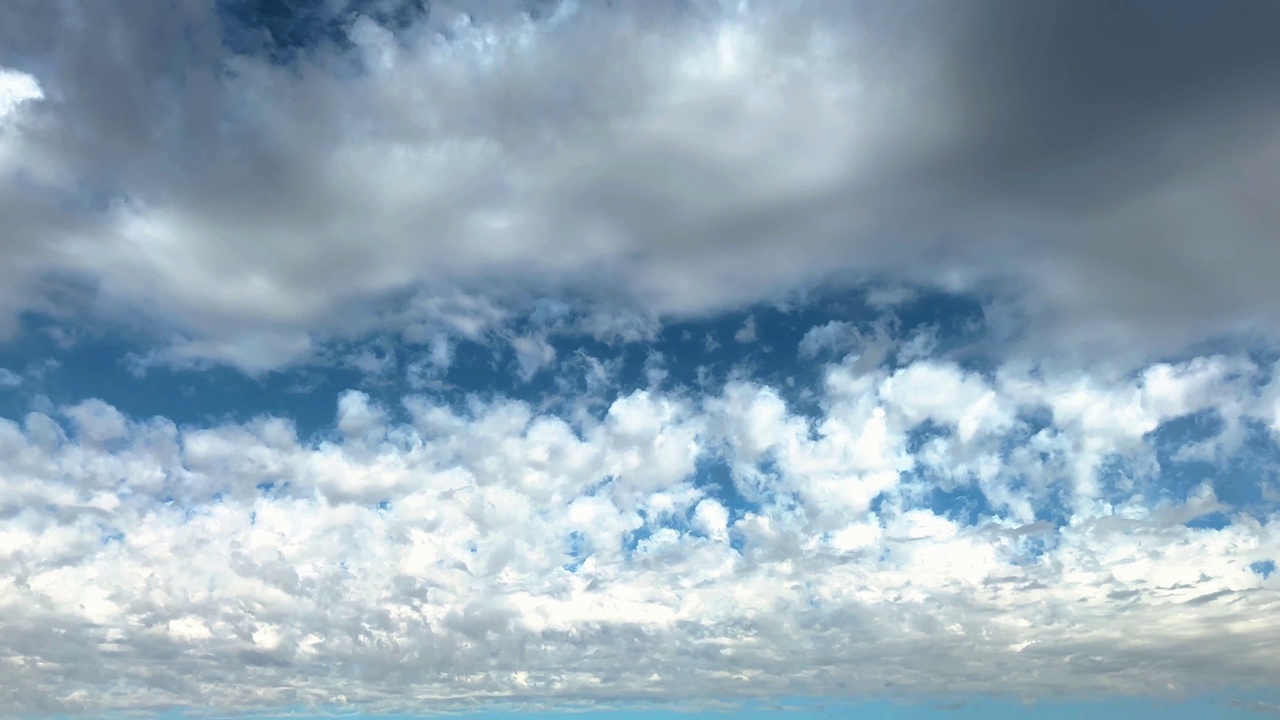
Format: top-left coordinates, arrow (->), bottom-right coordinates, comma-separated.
1,0 -> 1279,718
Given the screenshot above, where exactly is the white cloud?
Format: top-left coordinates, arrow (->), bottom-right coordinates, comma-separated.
335,390 -> 387,441
346,344 -> 397,377
0,68 -> 42,118
405,333 -> 455,389
796,320 -> 896,377
734,315 -> 757,344
693,497 -> 730,541
643,350 -> 668,390
511,334 -> 557,381
0,367 -> 20,387
61,398 -> 129,445
1,354 -> 1277,715
798,320 -> 857,359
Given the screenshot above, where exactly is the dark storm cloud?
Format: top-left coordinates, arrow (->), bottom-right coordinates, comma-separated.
903,0 -> 1280,358
943,1 -> 1280,202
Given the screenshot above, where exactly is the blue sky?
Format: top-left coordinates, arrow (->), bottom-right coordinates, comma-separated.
2,1 -> 1280,719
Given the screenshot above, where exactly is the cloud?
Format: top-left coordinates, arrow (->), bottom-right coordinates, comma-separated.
2,5 -> 1277,716
511,334 -> 557,381
62,398 -> 130,445
1232,700 -> 1280,716
0,1 -> 1275,371
1,352 -> 1278,716
0,67 -> 41,118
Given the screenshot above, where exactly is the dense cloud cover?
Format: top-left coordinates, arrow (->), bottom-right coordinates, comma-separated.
1,1 -> 1279,717
1,0 -> 1278,370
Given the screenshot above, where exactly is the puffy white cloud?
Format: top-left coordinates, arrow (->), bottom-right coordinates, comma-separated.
62,398 -> 130,445
1,354 -> 1277,716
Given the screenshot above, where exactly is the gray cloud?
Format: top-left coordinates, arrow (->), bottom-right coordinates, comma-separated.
0,1 -> 1277,370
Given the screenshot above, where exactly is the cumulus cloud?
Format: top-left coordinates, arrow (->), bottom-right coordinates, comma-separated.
0,1 -> 1276,370
1,353 -> 1278,716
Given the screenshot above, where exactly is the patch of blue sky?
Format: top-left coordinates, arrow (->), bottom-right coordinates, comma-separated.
0,285 -> 1002,444
215,0 -> 428,65
900,422 -> 1014,525
1184,510 -> 1232,531
887,292 -> 991,373
724,457 -> 794,513
623,521 -> 661,559
691,455 -> 758,520
563,529 -> 588,572
904,420 -> 952,456
1210,420 -> 1280,512
928,483 -> 995,528
625,494 -> 726,558
0,316 -> 367,441
1001,406 -> 1054,455
645,288 -> 989,411
1145,412 -> 1280,518
427,337 -> 549,405
1082,452 -> 1160,514
256,480 -> 295,498
1031,481 -> 1073,530
1009,531 -> 1055,566
1147,407 -> 1227,480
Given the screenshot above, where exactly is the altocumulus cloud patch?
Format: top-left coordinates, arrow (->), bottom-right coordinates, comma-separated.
0,0 -> 1279,718
3,350 -> 1280,716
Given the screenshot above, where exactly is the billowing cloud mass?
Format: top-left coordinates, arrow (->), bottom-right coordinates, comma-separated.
1,1 -> 1279,718
0,0 -> 1278,369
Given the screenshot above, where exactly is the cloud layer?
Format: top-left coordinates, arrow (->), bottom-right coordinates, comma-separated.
1,0 -> 1278,370
3,352 -> 1278,716
3,2 -> 1280,717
